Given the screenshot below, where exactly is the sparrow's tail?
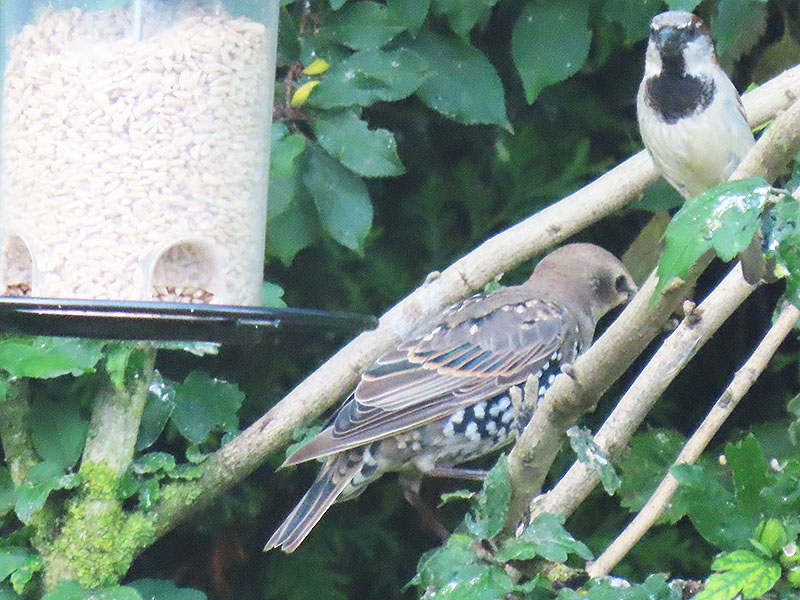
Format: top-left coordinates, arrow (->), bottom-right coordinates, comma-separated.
264,450 -> 363,553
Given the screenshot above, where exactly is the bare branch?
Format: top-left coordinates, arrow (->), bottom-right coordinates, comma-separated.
512,90 -> 800,529
148,63 -> 800,541
587,301 -> 800,578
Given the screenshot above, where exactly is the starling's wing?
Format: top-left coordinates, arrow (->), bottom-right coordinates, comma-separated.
285,293 -> 571,465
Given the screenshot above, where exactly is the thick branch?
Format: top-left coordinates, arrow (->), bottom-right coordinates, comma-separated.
513,92 -> 800,527
587,302 -> 800,578
81,345 -> 157,478
0,379 -> 37,486
149,63 -> 800,541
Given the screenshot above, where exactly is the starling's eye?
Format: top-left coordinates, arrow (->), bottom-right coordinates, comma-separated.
615,275 -> 630,294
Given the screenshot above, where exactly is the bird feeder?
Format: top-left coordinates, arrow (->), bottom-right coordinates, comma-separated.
0,0 -> 376,341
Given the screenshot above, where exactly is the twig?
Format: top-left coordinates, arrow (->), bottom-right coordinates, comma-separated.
587,302 -> 800,578
148,62 -> 800,542
528,94 -> 800,524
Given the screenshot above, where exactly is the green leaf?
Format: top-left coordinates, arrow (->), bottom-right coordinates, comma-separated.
269,123 -> 307,219
266,190 -> 319,265
15,462 -> 79,523
406,31 -> 510,130
320,2 -> 407,50
465,455 -> 511,539
667,0 -> 702,10
695,550 -> 781,600
136,374 -> 176,451
497,513 -> 592,562
671,464 -> 757,550
513,0 -> 591,104
654,178 -> 771,299
412,534 -> 514,598
262,282 -> 287,308
0,547 -> 41,595
309,48 -> 431,108
618,429 -> 685,522
567,426 -> 621,494
711,0 -> 768,60
42,581 -> 143,600
762,196 -> 800,305
170,372 -> 244,444
726,435 -> 770,516
303,146 -> 373,254
0,338 -> 104,379
132,452 -> 176,475
386,0 -> 430,33
128,579 -> 206,600
432,0 -> 499,38
104,343 -> 136,390
311,109 -> 405,178
29,397 -> 88,470
602,0 -> 662,43
0,469 -> 16,516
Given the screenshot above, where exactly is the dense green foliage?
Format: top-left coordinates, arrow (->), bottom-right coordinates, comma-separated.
1,0 -> 800,598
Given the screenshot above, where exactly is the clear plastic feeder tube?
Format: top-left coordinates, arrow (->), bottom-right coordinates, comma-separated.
0,0 -> 278,305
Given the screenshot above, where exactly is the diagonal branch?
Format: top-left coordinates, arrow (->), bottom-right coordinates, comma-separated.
587,301 -> 800,578
524,94 -> 800,526
147,63 -> 800,541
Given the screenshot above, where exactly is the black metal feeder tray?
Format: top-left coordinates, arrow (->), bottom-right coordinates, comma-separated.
0,297 -> 378,344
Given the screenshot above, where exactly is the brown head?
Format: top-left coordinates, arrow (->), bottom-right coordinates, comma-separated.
528,243 -> 636,322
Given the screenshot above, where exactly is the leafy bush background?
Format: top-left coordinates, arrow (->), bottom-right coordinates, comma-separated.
1,0 -> 800,598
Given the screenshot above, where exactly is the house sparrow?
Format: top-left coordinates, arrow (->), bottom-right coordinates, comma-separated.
265,244 -> 636,552
637,11 -> 754,198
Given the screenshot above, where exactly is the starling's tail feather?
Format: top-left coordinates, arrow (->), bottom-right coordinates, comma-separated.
265,451 -> 362,552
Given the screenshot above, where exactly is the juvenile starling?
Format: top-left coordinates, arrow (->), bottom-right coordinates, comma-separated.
637,11 -> 754,199
265,244 -> 636,552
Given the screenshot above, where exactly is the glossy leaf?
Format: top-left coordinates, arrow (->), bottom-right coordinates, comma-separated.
726,435 -> 770,516
15,462 -> 79,523
670,464 -> 757,550
762,196 -> 800,305
0,547 -> 41,595
513,0 -> 592,104
128,579 -> 205,600
407,32 -> 510,130
602,0 -> 662,42
567,426 -> 621,494
0,338 -> 104,379
29,397 -> 88,470
386,0 -> 430,32
320,2 -> 407,50
432,0 -> 499,38
312,109 -> 405,177
618,429 -> 685,523
136,374 -> 177,451
303,146 -> 373,254
412,534 -> 514,599
266,191 -> 319,266
464,455 -> 511,539
309,48 -> 431,108
170,372 -> 244,444
42,581 -> 143,600
132,452 -> 176,475
654,178 -> 771,299
497,513 -> 592,562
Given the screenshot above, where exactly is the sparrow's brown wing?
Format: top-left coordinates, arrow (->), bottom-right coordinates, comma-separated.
285,293 -> 571,465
